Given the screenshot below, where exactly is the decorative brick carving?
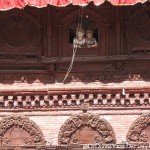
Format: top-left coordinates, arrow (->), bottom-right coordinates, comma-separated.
127,113 -> 150,144
36,146 -> 47,150
0,91 -> 150,109
58,112 -> 115,144
0,115 -> 45,146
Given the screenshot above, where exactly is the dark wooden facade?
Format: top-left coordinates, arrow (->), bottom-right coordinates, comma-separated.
0,2 -> 150,150
0,2 -> 149,84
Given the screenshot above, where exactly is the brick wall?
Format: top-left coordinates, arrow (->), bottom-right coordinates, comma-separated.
0,109 -> 149,145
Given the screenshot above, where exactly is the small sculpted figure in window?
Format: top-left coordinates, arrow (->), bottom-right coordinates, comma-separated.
73,27 -> 86,48
85,29 -> 97,48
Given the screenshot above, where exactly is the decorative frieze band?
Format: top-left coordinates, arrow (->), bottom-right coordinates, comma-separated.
0,92 -> 149,109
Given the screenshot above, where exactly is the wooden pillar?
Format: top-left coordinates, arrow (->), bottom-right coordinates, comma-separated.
47,6 -> 53,57
58,25 -> 62,58
105,24 -> 110,56
120,7 -> 124,55
115,7 -> 121,55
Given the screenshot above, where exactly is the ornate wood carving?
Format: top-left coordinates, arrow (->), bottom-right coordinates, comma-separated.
58,9 -> 109,57
127,113 -> 150,144
58,112 -> 115,144
0,9 -> 41,59
0,115 -> 45,146
0,73 -> 54,83
126,7 -> 150,53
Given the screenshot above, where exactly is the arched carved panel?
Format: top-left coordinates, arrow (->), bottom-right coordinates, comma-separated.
58,112 -> 115,144
58,9 -> 109,57
127,113 -> 150,144
0,115 -> 45,146
0,9 -> 41,59
126,7 -> 150,53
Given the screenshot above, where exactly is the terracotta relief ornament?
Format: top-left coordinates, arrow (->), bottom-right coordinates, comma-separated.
0,115 -> 45,146
127,113 -> 150,144
58,112 -> 115,144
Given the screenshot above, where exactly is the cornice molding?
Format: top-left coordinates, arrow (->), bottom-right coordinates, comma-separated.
0,112 -> 144,117
0,89 -> 149,110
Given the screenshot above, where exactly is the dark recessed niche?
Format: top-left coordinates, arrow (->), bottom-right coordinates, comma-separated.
93,28 -> 99,42
69,28 -> 99,44
69,28 -> 76,44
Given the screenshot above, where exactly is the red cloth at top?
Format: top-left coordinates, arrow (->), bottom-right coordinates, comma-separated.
0,0 -> 148,10
0,0 -> 27,9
